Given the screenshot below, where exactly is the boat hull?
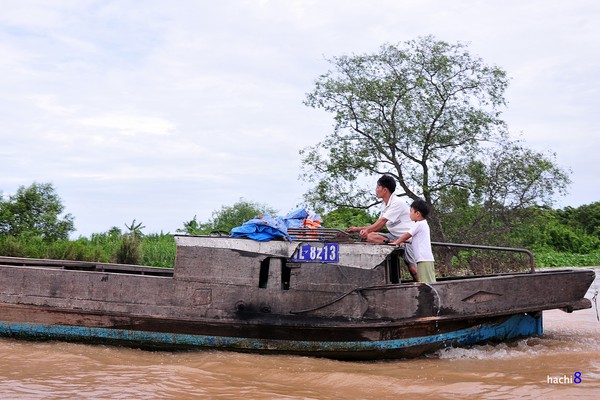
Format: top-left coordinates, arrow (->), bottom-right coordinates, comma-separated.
0,243 -> 594,360
0,303 -> 542,360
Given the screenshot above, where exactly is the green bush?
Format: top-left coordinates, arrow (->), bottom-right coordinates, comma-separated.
179,199 -> 276,235
141,233 -> 176,268
0,219 -> 176,268
322,207 -> 377,229
511,204 -> 600,254
534,250 -> 600,268
0,182 -> 75,240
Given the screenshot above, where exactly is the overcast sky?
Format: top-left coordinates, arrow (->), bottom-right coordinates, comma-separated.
1,0 -> 599,237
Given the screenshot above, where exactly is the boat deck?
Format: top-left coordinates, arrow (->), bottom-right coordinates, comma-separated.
0,256 -> 173,277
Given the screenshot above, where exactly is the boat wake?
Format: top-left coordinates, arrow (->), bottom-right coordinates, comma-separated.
436,307 -> 600,361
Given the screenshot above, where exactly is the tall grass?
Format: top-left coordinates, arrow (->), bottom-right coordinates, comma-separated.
140,233 -> 176,268
0,232 -> 176,268
534,250 -> 600,268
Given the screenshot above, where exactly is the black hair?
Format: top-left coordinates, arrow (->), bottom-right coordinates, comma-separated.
410,198 -> 430,218
377,174 -> 396,194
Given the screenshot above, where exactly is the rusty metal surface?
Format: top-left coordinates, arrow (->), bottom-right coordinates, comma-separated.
287,228 -> 359,243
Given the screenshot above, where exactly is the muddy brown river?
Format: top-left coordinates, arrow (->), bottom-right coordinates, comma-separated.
1,268 -> 598,399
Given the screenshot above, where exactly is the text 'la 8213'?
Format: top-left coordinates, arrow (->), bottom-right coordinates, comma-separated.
292,243 -> 339,263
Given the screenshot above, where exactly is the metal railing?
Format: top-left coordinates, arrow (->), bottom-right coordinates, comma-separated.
431,242 -> 536,273
287,228 -> 356,243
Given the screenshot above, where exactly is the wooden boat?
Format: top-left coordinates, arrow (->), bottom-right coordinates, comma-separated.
0,232 -> 595,360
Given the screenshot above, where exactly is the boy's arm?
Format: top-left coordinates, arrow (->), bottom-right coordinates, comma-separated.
391,232 -> 412,245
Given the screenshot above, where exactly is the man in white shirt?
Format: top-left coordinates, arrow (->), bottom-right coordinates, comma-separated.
348,174 -> 417,280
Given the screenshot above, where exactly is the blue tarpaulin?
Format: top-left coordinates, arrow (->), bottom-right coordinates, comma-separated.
230,213 -> 290,242
230,208 -> 323,242
282,208 -> 309,229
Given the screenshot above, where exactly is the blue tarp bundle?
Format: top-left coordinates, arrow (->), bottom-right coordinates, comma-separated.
230,213 -> 290,242
282,208 -> 309,229
230,208 -> 322,242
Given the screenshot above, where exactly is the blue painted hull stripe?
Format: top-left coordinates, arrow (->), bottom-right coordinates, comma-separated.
0,313 -> 542,353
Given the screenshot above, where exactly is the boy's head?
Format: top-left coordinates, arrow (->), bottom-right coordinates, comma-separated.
377,174 -> 396,194
410,199 -> 430,219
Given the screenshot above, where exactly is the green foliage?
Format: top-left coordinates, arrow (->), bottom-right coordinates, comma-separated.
0,182 -> 75,240
541,223 -> 598,253
178,199 -> 277,235
511,202 -> 600,253
0,230 -> 123,263
113,219 -> 145,265
534,250 -> 600,268
301,36 -> 570,243
140,232 -> 176,268
436,143 -> 570,244
209,199 -> 277,233
555,202 -> 600,237
435,247 -> 532,277
0,228 -> 176,268
322,207 -> 377,229
178,215 -> 204,235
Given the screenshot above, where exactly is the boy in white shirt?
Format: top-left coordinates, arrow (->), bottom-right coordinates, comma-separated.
391,199 -> 436,283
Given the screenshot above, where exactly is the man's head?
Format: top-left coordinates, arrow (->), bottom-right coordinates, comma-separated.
410,198 -> 430,220
376,175 -> 396,195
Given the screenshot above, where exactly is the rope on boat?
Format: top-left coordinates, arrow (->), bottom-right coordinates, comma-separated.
289,284 -> 442,317
423,283 -> 441,317
590,269 -> 599,322
289,287 -> 365,314
593,289 -> 599,322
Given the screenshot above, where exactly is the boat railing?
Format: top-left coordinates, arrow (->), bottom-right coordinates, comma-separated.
0,255 -> 174,276
431,242 -> 536,273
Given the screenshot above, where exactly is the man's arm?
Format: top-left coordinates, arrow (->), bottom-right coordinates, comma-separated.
348,218 -> 387,238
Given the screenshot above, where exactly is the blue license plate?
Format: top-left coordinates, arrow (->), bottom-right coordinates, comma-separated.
292,243 -> 339,263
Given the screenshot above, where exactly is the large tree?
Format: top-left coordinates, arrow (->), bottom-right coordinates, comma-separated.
0,182 -> 75,240
302,36 -> 569,242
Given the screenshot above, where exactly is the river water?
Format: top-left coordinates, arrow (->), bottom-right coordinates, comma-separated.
1,268 -> 599,399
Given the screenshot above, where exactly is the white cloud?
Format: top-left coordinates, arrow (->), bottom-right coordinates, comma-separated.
77,113 -> 176,137
27,94 -> 78,116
